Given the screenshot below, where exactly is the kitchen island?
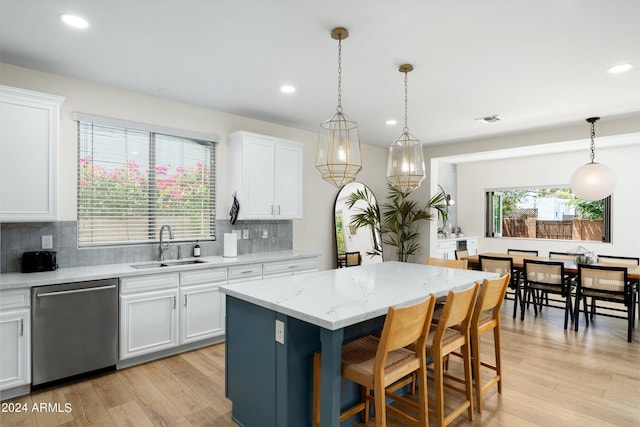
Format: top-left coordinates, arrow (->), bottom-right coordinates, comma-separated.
220,261 -> 497,427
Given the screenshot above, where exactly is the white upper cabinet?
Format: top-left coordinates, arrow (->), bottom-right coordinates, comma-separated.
0,85 -> 64,222
229,131 -> 303,220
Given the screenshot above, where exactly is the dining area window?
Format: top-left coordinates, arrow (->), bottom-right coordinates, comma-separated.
485,187 -> 611,242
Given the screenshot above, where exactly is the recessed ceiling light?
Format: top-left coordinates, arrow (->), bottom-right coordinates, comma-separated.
475,115 -> 503,124
280,85 -> 296,94
59,13 -> 89,29
385,119 -> 397,126
607,63 -> 634,74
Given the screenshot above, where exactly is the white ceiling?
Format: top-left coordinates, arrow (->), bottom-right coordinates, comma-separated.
1,0 -> 639,148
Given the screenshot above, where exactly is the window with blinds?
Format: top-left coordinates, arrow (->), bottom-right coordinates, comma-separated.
77,118 -> 216,247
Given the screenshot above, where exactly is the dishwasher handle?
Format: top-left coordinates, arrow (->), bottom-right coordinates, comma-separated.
37,284 -> 116,298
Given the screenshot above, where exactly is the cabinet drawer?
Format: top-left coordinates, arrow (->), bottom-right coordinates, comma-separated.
120,273 -> 179,294
0,289 -> 30,310
263,258 -> 318,276
436,240 -> 457,250
181,268 -> 227,286
228,263 -> 262,282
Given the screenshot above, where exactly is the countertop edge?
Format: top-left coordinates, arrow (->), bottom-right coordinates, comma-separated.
220,265 -> 498,330
0,250 -> 321,291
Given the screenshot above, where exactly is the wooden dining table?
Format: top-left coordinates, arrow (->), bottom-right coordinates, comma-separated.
463,252 -> 640,282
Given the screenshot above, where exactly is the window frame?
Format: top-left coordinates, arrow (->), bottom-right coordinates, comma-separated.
75,113 -> 218,247
485,186 -> 612,243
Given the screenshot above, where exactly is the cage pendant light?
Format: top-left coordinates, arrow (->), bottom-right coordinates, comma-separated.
386,64 -> 425,192
316,27 -> 362,188
569,117 -> 616,201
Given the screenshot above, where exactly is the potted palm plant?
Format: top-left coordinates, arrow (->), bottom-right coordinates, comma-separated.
382,184 -> 448,262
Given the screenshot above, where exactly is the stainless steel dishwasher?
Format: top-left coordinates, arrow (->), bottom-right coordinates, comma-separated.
31,278 -> 118,386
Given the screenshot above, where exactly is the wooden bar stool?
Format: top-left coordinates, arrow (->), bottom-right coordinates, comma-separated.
449,274 -> 510,413
426,283 -> 479,427
313,295 -> 436,427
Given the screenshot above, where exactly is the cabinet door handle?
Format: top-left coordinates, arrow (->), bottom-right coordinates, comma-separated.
20,319 -> 24,336
184,295 -> 188,307
270,205 -> 274,214
173,296 -> 177,309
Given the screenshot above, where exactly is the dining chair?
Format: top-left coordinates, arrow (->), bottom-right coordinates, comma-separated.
507,249 -> 539,256
454,249 -> 469,260
506,249 -> 539,293
548,251 -> 578,289
596,256 -> 639,320
313,295 -> 435,427
345,251 -> 362,267
522,259 -> 573,329
479,255 -> 519,318
548,251 -> 576,261
426,257 -> 469,270
425,283 -> 479,427
574,264 -> 635,342
597,255 -> 639,266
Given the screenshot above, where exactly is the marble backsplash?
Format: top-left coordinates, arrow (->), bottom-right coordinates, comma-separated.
1,220 -> 292,273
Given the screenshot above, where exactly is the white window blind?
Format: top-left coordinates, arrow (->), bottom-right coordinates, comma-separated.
77,119 -> 216,247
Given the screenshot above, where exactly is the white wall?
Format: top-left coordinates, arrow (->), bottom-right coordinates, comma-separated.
421,115 -> 640,261
0,63 -> 389,271
5,62 -> 637,266
456,145 -> 640,257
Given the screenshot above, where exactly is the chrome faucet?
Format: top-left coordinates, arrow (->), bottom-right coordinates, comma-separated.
158,225 -> 173,261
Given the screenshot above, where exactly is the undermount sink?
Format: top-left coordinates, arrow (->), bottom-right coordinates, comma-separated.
130,259 -> 208,269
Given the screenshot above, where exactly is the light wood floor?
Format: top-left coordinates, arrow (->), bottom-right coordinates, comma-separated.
2,299 -> 638,427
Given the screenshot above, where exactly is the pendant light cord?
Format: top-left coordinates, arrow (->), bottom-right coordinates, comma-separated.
589,120 -> 596,163
336,37 -> 343,113
403,70 -> 409,133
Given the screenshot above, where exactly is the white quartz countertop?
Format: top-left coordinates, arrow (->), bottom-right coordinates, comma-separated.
220,261 -> 497,330
437,235 -> 478,241
0,250 -> 319,291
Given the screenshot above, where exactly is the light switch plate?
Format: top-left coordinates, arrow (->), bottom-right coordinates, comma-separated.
42,235 -> 53,249
242,229 -> 249,239
275,320 -> 285,344
262,229 -> 268,239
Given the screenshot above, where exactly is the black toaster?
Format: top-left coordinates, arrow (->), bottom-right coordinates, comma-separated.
21,251 -> 58,273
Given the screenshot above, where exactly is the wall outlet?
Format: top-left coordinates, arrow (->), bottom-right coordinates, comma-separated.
262,229 -> 268,239
275,320 -> 285,344
42,235 -> 53,249
242,229 -> 249,239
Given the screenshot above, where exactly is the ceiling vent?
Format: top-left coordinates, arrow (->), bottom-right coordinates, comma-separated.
475,115 -> 503,124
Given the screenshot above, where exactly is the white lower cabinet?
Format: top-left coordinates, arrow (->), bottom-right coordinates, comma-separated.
467,237 -> 479,256
436,237 -> 479,258
0,289 -> 31,398
436,240 -> 457,259
0,310 -> 30,391
180,269 -> 227,344
118,255 -> 318,364
119,274 -> 179,360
